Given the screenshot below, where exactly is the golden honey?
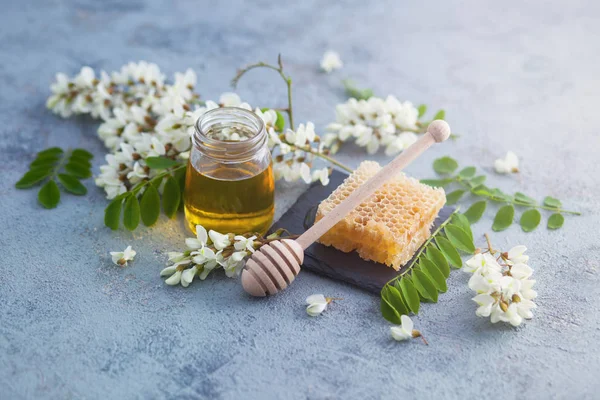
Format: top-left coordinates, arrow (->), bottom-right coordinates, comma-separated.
184,162 -> 274,235
184,107 -> 275,235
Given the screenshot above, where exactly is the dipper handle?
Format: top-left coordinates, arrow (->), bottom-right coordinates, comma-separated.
295,120 -> 451,250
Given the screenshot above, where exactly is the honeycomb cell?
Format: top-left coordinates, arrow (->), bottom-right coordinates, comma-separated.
315,161 -> 446,270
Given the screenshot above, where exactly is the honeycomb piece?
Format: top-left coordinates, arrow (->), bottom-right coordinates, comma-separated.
316,161 -> 446,270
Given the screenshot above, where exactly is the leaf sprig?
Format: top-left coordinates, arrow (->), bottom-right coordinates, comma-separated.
421,156 -> 580,232
104,158 -> 186,230
15,147 -> 93,208
380,210 -> 475,323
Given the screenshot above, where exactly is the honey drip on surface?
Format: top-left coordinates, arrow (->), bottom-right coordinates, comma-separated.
183,161 -> 275,235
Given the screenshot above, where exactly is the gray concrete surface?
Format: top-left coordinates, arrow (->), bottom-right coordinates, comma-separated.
1,1 -> 599,399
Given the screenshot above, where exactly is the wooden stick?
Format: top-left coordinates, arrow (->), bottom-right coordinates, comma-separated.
295,120 -> 451,250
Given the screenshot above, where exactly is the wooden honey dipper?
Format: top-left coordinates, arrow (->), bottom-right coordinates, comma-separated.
241,120 -> 451,296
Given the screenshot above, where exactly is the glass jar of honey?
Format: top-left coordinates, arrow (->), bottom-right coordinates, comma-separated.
184,107 -> 275,235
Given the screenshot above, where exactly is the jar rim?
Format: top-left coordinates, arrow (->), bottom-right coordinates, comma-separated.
193,107 -> 267,162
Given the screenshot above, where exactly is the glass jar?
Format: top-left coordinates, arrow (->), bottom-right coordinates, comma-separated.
184,107 -> 275,235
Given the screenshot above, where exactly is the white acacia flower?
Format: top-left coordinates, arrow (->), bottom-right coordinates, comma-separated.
186,225 -> 209,249
464,253 -> 502,275
110,245 -> 136,266
165,270 -> 182,286
320,51 -> 343,73
520,279 -> 538,300
306,294 -> 329,317
208,230 -> 231,250
499,303 -> 523,327
311,167 -> 330,186
160,265 -> 178,277
472,293 -> 496,317
223,251 -> 247,277
510,263 -> 533,280
390,315 -> 414,341
219,92 -> 242,107
285,122 -> 315,147
384,132 -> 418,156
191,246 -> 216,265
505,245 -> 529,265
181,266 -> 198,287
234,235 -> 257,253
494,151 -> 519,174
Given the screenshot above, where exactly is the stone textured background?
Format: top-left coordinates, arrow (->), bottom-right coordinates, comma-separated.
1,1 -> 599,399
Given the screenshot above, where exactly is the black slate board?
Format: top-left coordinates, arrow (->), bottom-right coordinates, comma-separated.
270,170 -> 454,294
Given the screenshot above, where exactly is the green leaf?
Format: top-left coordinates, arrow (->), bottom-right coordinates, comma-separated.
105,197 -> 123,230
490,188 -> 512,202
436,236 -> 462,268
417,104 -> 427,118
514,192 -> 536,205
446,190 -> 466,205
71,149 -> 93,160
412,269 -> 438,302
37,180 -> 60,209
452,213 -> 473,240
37,147 -> 64,157
57,174 -> 87,195
275,110 -> 286,132
547,213 -> 564,229
445,225 -> 475,254
342,79 -> 374,100
520,209 -> 541,232
464,201 -> 487,223
458,166 -> 476,179
433,156 -> 458,175
380,293 -> 401,324
387,285 -> 410,316
433,109 -> 445,120
140,185 -> 161,226
543,196 -> 562,209
426,246 -> 450,278
399,278 -> 420,314
15,168 -> 51,189
123,195 -> 141,231
420,259 -> 447,292
31,153 -> 61,167
68,154 -> 91,169
162,176 -> 181,218
65,161 -> 92,179
468,175 -> 487,188
145,157 -> 180,170
420,178 -> 454,187
492,205 -> 515,231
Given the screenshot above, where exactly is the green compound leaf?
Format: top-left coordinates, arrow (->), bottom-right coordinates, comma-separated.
464,200 -> 487,223
65,161 -> 92,178
37,147 -> 64,157
426,246 -> 450,278
458,166 -> 476,179
71,148 -> 93,160
520,208 -> 541,232
468,175 -> 487,188
399,278 -> 420,314
514,192 -> 537,206
435,236 -> 462,268
380,291 -> 402,324
433,156 -> 458,175
420,259 -> 447,293
162,176 -> 181,218
492,205 -> 515,232
433,109 -> 446,120
123,195 -> 141,231
57,174 -> 87,195
105,197 -> 124,230
15,168 -> 51,189
543,196 -> 562,209
140,185 -> 161,227
385,285 -> 409,317
417,104 -> 427,118
145,156 -> 180,170
412,269 -> 438,302
445,189 -> 466,205
445,225 -> 476,254
420,178 -> 454,187
38,180 -> 60,209
547,213 -> 565,229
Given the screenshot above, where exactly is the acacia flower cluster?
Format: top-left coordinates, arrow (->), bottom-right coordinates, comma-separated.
46,62 -> 336,201
463,236 -> 537,327
325,96 -> 421,156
